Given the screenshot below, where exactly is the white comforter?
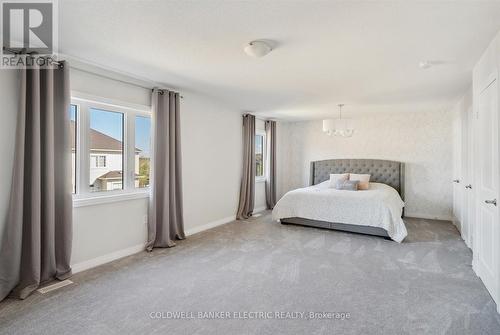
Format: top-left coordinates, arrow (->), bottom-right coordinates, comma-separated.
272,182 -> 407,242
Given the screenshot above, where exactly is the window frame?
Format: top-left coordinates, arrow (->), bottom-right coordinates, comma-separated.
70,104 -> 79,194
71,92 -> 152,206
255,130 -> 266,183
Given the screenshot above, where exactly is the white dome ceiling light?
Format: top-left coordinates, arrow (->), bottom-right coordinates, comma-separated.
244,40 -> 272,58
419,61 -> 432,69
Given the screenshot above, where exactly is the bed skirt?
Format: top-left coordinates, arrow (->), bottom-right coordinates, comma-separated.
280,217 -> 391,239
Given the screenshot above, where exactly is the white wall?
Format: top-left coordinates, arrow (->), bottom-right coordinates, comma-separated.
71,199 -> 148,267
181,91 -> 242,232
0,70 -> 19,243
277,110 -> 454,220
71,67 -> 150,106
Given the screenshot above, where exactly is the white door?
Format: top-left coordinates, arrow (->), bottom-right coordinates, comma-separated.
452,111 -> 463,230
465,106 -> 475,249
461,106 -> 470,244
475,75 -> 499,303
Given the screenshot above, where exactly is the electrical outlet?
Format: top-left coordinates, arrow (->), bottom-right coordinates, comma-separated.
143,215 -> 148,224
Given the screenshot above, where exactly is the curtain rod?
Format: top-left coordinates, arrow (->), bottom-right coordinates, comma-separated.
243,113 -> 272,122
3,48 -> 184,98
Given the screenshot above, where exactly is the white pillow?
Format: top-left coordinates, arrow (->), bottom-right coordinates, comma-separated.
349,173 -> 371,190
329,173 -> 349,188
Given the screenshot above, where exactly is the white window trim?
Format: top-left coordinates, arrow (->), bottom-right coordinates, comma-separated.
255,130 -> 266,183
73,190 -> 149,208
71,93 -> 152,206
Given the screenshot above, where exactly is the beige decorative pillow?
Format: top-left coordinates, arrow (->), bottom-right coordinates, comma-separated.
329,173 -> 349,188
349,173 -> 371,190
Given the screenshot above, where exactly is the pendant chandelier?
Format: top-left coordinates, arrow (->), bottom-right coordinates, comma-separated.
322,104 -> 354,137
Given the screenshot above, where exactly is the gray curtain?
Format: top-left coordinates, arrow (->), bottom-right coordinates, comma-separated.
236,114 -> 255,219
265,120 -> 277,209
0,60 -> 72,301
147,88 -> 185,250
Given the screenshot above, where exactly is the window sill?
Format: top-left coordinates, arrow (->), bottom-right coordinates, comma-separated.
73,190 -> 149,208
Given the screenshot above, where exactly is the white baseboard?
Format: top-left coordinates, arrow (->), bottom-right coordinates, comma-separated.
71,243 -> 146,274
254,206 -> 268,213
465,239 -> 472,250
185,207 -> 268,236
185,215 -> 236,236
404,212 -> 453,221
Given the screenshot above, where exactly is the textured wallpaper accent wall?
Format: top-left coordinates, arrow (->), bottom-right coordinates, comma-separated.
276,110 -> 453,220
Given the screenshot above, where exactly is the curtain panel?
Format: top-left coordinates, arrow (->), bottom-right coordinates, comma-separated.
236,114 -> 256,219
0,60 -> 72,301
147,88 -> 185,250
265,120 -> 277,209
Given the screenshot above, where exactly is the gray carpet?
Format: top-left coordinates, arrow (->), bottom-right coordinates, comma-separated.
1,212 -> 500,335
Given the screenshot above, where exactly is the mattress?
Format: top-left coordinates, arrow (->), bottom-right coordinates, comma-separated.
272,181 -> 407,242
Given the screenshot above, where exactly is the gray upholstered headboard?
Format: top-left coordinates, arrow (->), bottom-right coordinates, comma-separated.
310,159 -> 405,199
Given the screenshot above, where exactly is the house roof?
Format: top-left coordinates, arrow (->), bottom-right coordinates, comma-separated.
96,170 -> 142,180
97,170 -> 123,180
70,120 -> 141,152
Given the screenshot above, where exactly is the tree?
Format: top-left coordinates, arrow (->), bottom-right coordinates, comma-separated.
139,157 -> 150,187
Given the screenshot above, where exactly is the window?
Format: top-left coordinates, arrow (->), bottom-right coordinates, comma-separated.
91,155 -> 107,168
135,116 -> 151,188
70,104 -> 77,194
89,108 -> 124,192
97,155 -> 106,167
255,132 -> 265,180
71,95 -> 151,201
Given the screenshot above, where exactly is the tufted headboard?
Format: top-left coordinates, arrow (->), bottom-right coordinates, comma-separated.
310,159 -> 405,199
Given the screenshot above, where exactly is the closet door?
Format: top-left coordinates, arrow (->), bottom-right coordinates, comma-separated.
452,111 -> 463,231
461,106 -> 470,245
465,106 -> 475,249
475,74 -> 499,302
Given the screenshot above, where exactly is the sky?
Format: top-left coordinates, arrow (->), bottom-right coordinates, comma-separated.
255,135 -> 263,153
135,115 -> 151,157
70,105 -> 151,157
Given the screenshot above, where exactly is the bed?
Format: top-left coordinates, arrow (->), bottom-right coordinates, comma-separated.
272,159 -> 407,242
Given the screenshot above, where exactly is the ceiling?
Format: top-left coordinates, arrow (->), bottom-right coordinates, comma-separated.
59,1 -> 500,120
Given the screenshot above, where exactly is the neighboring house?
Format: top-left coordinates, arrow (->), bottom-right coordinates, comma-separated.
71,121 -> 147,192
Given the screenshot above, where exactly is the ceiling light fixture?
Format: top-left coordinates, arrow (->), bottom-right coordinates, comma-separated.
322,104 -> 354,137
244,40 -> 272,58
419,61 -> 432,69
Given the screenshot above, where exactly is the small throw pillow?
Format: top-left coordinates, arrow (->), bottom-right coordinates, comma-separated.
349,173 -> 371,190
329,173 -> 349,188
335,180 -> 359,191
